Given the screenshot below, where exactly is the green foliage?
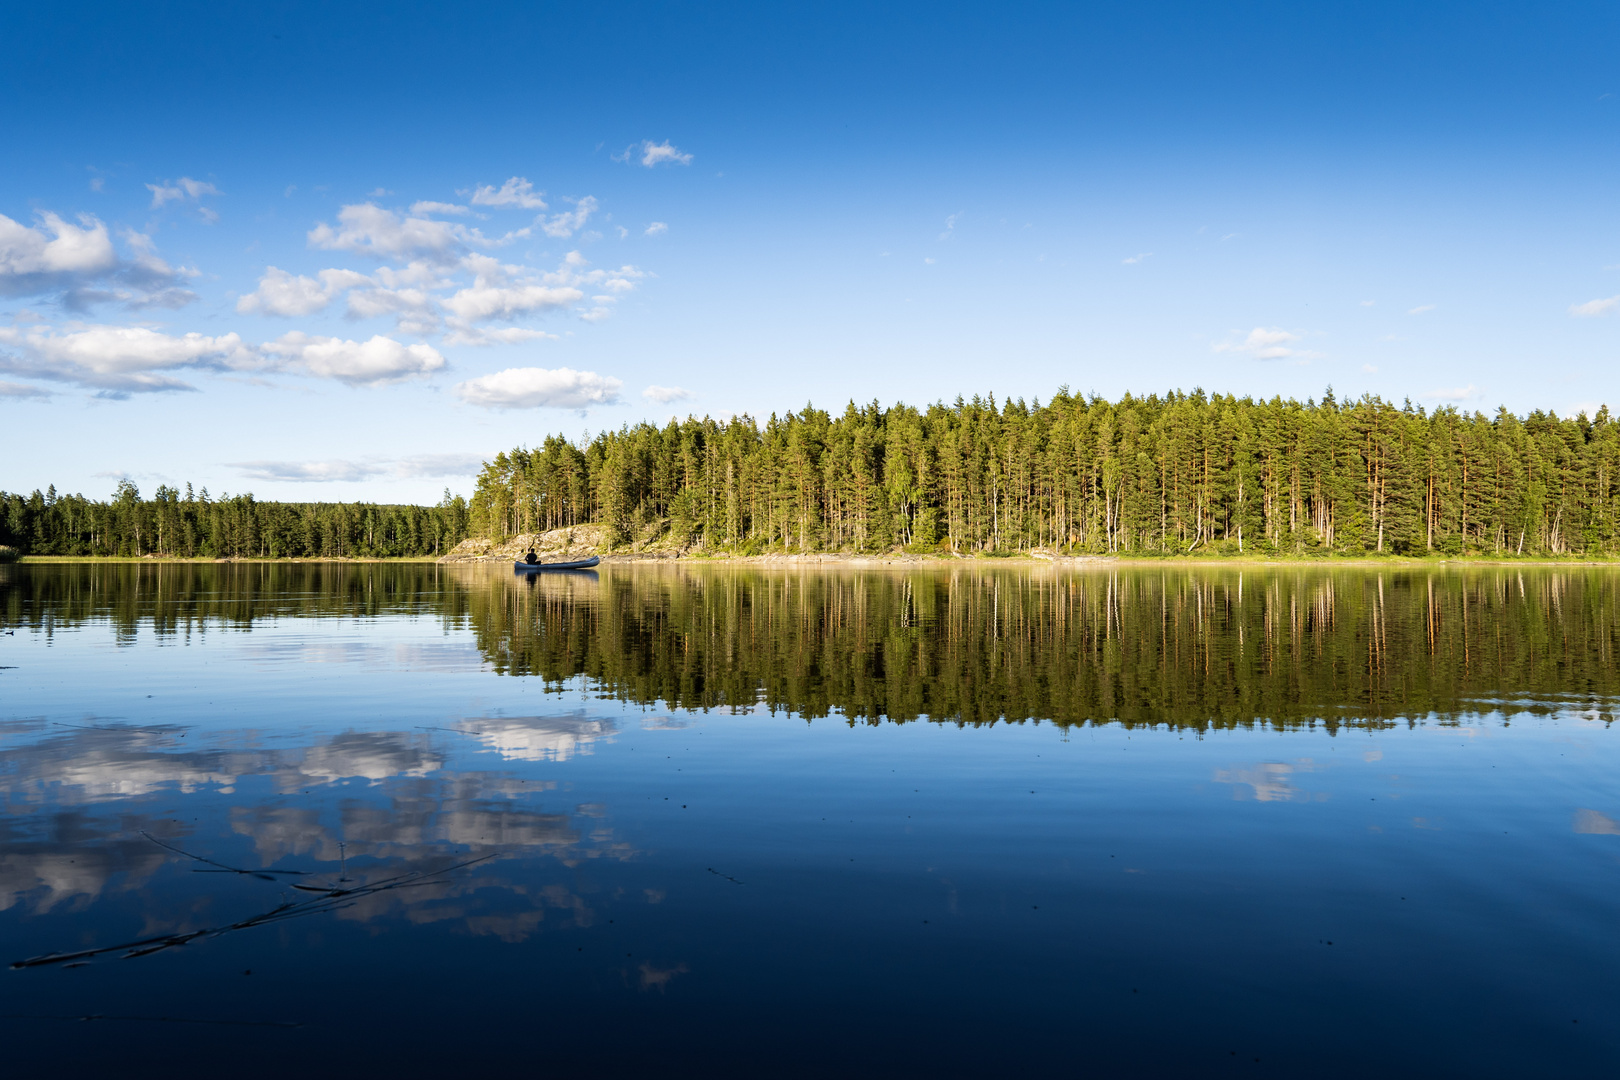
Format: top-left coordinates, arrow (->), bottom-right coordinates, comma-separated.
471,391 -> 1620,557
0,482 -> 469,558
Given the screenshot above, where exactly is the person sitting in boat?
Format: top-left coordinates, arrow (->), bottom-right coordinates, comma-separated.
524,548 -> 540,564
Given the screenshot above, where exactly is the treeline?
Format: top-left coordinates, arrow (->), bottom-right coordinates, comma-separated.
0,481 -> 470,558
471,389 -> 1620,557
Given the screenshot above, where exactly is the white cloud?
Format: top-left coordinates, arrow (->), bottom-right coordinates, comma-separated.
409,200 -> 472,217
0,179 -> 651,375
442,326 -> 558,347
1361,364 -> 1378,373
455,366 -> 622,409
456,252 -> 519,285
122,231 -> 177,277
232,459 -> 388,482
371,260 -> 446,289
644,221 -> 668,236
1214,327 -> 1322,362
395,452 -> 488,477
1563,401 -> 1606,420
48,228 -> 199,311
597,274 -> 639,293
236,266 -> 371,316
262,332 -> 445,387
307,202 -> 540,262
0,211 -> 118,287
0,379 -> 51,399
146,177 -> 222,222
440,251 -> 641,331
308,203 -> 470,261
1426,384 -> 1479,402
1360,299 -> 1376,307
1122,252 -> 1151,264
234,246 -> 639,340
229,452 -> 488,483
468,177 -> 547,210
287,187 -> 639,335
0,176 -> 655,396
238,267 -> 326,316
0,323 -> 257,394
318,269 -> 375,297
443,284 -> 584,321
0,302 -> 464,397
642,384 -> 691,403
1408,304 -> 1436,315
344,285 -> 441,335
541,196 -> 598,238
633,140 -> 693,167
1571,295 -> 1620,317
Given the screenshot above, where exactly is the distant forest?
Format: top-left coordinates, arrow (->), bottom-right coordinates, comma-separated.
471,388 -> 1620,557
1,481 -> 470,558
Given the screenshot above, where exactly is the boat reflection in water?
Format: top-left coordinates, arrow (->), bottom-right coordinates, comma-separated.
514,555 -> 601,574
0,560 -> 1617,1076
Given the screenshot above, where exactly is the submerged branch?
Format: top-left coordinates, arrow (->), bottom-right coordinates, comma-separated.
140,831 -> 309,880
11,850 -> 499,970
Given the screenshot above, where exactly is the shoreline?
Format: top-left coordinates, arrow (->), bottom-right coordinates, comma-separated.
14,552 -> 1620,568
11,555 -> 443,564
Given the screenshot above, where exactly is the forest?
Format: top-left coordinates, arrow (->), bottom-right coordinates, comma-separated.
0,481 -> 469,559
469,388 -> 1620,558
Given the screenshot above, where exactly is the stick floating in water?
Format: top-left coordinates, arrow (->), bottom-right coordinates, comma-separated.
10,844 -> 499,970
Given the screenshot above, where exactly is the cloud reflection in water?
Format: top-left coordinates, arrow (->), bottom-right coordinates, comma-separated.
453,712 -> 617,762
1213,760 -> 1319,802
0,716 -> 631,944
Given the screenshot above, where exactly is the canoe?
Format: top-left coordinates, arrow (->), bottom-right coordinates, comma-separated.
513,556 -> 600,572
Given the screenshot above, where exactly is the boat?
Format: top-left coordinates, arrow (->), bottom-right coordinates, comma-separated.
513,556 -> 600,572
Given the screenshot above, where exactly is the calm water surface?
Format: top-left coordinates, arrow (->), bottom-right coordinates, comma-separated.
1,562 -> 1617,1077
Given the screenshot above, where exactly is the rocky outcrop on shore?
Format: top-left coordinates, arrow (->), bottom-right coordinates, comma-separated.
438,527 -> 1114,566
439,526 -> 610,563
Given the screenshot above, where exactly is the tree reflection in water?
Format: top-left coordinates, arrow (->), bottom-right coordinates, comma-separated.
8,560 -> 1620,728
468,563 -> 1620,729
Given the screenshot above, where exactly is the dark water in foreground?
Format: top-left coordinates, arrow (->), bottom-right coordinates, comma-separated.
0,561 -> 1617,1077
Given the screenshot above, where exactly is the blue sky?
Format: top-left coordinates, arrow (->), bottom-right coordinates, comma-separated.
5,1 -> 1620,502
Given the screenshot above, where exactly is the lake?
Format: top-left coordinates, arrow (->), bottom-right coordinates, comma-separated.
1,561 -> 1617,1077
